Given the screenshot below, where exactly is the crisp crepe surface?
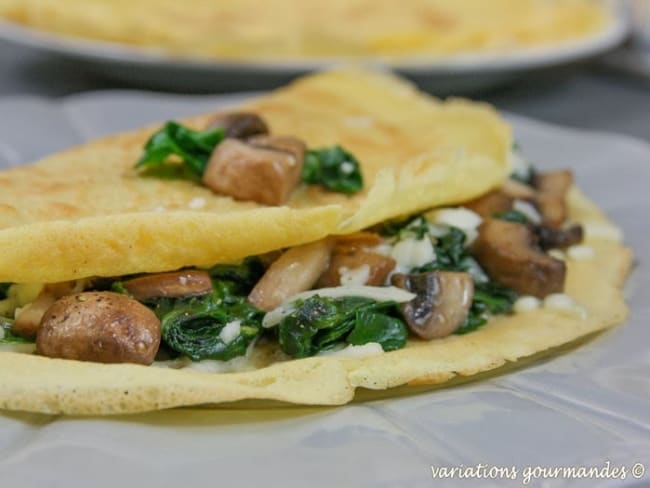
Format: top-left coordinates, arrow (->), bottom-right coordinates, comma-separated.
0,69 -> 511,283
0,0 -> 610,60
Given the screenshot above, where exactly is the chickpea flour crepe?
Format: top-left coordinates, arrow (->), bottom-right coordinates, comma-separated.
0,70 -> 631,415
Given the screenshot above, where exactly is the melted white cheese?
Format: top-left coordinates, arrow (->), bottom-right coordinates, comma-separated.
584,223 -> 623,242
513,295 -> 541,313
543,293 -> 588,319
430,207 -> 482,244
567,245 -> 595,260
188,197 -> 206,209
339,265 -> 371,286
218,320 -> 241,345
548,249 -> 566,261
390,237 -> 435,272
510,148 -> 531,181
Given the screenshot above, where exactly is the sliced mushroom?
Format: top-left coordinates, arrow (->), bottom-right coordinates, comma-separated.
534,224 -> 583,250
333,231 -> 384,253
501,178 -> 536,200
464,190 -> 514,220
317,249 -> 396,287
13,280 -> 85,339
248,239 -> 332,311
205,112 -> 269,139
122,270 -> 213,301
202,136 -> 306,206
391,271 -> 474,339
534,170 -> 573,228
472,219 -> 566,298
36,292 -> 161,365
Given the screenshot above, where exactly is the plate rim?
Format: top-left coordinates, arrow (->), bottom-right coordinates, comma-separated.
0,6 -> 628,75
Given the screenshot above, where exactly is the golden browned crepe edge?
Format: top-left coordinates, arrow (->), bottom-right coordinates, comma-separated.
0,187 -> 632,415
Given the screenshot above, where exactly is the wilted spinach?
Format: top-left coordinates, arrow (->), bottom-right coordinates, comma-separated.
0,317 -> 31,344
154,282 -> 263,361
301,145 -> 363,194
494,209 -> 529,224
381,214 -> 430,240
135,121 -> 225,178
277,296 -> 407,358
119,259 -> 266,361
455,281 -> 518,335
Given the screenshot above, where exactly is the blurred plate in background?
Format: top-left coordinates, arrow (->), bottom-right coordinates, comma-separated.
0,6 -> 627,94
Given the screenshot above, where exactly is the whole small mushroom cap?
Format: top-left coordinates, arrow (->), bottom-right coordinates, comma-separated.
36,292 -> 161,365
205,112 -> 269,139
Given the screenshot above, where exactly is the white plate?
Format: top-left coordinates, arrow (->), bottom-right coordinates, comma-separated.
0,8 -> 628,93
0,92 -> 648,488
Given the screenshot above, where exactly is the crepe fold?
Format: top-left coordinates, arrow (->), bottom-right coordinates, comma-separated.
0,189 -> 631,414
0,69 -> 511,283
0,69 -> 632,415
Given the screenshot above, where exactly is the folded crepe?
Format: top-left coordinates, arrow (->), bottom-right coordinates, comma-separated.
0,70 -> 631,414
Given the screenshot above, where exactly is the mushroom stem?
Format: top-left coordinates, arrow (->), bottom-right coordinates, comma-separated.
248,238 -> 333,311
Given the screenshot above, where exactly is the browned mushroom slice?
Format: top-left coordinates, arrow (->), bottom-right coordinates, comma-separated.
391,272 -> 474,339
122,270 -> 213,301
205,112 -> 269,139
534,170 -> 573,228
317,249 -> 396,287
535,224 -> 583,250
37,292 -> 161,365
501,178 -> 536,199
202,136 -> 305,206
472,219 -> 566,298
248,239 -> 333,311
13,280 -> 84,338
464,190 -> 514,219
333,231 -> 384,253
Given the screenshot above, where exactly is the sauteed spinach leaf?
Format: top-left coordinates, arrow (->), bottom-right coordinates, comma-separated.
135,121 -> 225,177
154,282 -> 263,361
494,209 -> 530,224
381,215 -> 430,240
277,295 -> 407,358
0,317 -> 31,344
302,145 -> 363,194
455,281 -> 518,335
